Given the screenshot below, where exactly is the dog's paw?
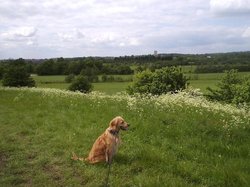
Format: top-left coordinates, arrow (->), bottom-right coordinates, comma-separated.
78,157 -> 84,161
71,152 -> 79,161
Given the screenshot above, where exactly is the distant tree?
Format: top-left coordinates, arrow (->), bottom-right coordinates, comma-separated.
2,58 -> 35,87
36,59 -> 56,75
80,67 -> 99,82
0,64 -> 5,79
68,75 -> 92,93
54,59 -> 68,75
134,66 -> 146,73
67,60 -> 86,75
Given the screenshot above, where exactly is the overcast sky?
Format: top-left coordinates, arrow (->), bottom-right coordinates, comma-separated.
0,0 -> 250,59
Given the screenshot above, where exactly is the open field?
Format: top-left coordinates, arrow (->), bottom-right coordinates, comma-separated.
187,72 -> 250,93
93,82 -> 130,95
29,72 -> 250,94
0,87 -> 249,186
32,75 -> 132,94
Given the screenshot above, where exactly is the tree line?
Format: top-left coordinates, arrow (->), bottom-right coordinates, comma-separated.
0,51 -> 250,78
0,58 -> 134,77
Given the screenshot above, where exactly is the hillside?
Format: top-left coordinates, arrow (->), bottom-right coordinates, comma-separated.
0,87 -> 249,186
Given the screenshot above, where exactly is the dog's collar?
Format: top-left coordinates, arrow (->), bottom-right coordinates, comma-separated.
109,129 -> 119,136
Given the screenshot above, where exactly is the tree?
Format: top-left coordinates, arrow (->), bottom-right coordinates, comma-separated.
68,75 -> 92,93
80,67 -> 99,82
206,69 -> 250,105
2,58 -> 35,87
127,67 -> 188,95
36,59 -> 56,75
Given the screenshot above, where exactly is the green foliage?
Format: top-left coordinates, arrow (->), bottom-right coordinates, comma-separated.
232,77 -> 250,104
36,59 -> 56,75
0,63 -> 7,79
68,75 -> 92,93
80,68 -> 99,82
207,69 -> 250,105
64,74 -> 75,83
101,74 -> 108,82
2,59 -> 35,87
127,67 -> 188,95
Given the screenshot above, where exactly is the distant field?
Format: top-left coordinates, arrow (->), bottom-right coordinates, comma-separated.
93,82 -> 130,94
32,75 -> 131,94
4,72 -> 250,94
187,72 -> 250,93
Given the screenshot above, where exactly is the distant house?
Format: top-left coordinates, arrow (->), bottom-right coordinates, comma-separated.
154,50 -> 158,57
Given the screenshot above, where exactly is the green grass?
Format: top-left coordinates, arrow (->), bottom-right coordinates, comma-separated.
32,75 -> 131,94
93,82 -> 130,95
187,72 -> 250,93
32,75 -> 66,83
0,88 -> 249,186
4,71 -> 250,94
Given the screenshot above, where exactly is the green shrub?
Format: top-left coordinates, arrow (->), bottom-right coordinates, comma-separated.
2,59 -> 35,87
65,74 -> 75,83
127,67 -> 188,95
206,69 -> 250,105
101,74 -> 108,82
68,75 -> 92,93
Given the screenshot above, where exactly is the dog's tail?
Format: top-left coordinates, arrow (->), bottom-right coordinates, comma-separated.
71,152 -> 84,161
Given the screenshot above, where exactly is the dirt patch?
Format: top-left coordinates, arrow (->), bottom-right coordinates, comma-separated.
72,169 -> 90,186
43,164 -> 63,182
0,152 -> 8,170
27,152 -> 37,161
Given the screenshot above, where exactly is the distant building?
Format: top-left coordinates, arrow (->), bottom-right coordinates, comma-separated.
154,50 -> 158,57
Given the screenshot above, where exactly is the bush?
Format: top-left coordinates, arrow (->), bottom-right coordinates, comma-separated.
65,74 -> 75,83
127,67 -> 188,95
68,75 -> 92,93
2,59 -> 35,87
206,69 -> 250,105
101,74 -> 108,82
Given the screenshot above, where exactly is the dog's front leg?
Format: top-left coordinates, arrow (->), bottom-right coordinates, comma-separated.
106,146 -> 115,164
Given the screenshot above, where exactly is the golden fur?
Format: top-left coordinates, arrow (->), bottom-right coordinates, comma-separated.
72,116 -> 129,164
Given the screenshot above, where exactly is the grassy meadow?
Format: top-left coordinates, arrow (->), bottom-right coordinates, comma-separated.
30,72 -> 250,94
32,75 -> 132,94
0,87 -> 249,186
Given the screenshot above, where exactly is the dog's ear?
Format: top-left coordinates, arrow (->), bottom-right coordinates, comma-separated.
110,118 -> 118,128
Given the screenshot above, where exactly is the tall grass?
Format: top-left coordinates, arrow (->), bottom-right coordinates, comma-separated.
0,87 -> 249,186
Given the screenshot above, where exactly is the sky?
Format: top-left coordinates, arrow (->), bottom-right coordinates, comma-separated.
0,0 -> 250,59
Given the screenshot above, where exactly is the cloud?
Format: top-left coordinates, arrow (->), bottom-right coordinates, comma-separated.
0,0 -> 249,58
210,0 -> 250,15
75,29 -> 85,39
1,26 -> 37,41
57,33 -> 74,42
242,27 -> 250,38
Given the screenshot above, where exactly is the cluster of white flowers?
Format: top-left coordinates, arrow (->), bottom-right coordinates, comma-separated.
1,87 -> 249,127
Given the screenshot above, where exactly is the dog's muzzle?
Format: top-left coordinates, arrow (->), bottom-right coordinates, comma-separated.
120,123 -> 129,130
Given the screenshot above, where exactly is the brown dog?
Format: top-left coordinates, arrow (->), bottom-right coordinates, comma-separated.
72,116 -> 129,164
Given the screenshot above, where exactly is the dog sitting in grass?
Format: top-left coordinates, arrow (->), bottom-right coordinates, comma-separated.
72,116 -> 129,164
